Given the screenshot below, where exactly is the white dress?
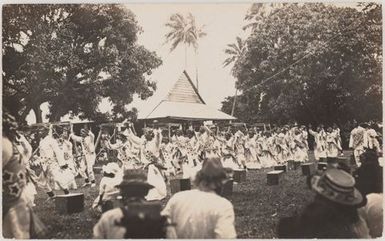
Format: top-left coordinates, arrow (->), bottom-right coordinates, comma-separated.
146,164 -> 167,201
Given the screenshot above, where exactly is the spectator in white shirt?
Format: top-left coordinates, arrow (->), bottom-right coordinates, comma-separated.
162,156 -> 236,239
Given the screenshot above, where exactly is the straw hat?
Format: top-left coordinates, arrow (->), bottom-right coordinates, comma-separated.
310,168 -> 363,206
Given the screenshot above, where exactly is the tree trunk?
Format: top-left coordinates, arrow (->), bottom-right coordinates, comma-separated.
33,105 -> 43,123
195,48 -> 199,91
184,45 -> 187,69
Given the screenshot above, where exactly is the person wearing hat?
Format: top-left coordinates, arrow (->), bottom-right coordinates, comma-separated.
355,150 -> 383,238
92,162 -> 123,213
161,157 -> 237,239
125,126 -> 167,201
38,124 -> 71,197
349,123 -> 367,165
365,124 -> 381,152
277,168 -> 370,238
332,123 -> 344,155
244,130 -> 261,169
57,129 -> 77,190
274,129 -> 289,164
106,133 -> 140,170
70,125 -> 96,187
292,128 -> 307,163
325,126 -> 339,159
309,125 -> 327,162
220,132 -> 239,170
93,169 -> 168,238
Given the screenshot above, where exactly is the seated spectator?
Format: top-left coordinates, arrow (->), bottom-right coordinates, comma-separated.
93,169 -> 168,238
92,162 -> 122,213
161,156 -> 237,239
355,149 -> 383,238
278,168 -> 370,238
354,149 -> 383,196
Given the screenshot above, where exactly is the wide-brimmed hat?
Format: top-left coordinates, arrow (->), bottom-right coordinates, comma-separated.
311,168 -> 363,206
116,169 -> 154,190
102,162 -> 121,175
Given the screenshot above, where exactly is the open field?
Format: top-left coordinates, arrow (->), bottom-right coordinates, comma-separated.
32,151 -> 352,239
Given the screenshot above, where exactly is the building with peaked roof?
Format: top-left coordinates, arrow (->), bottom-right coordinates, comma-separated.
142,70 -> 236,123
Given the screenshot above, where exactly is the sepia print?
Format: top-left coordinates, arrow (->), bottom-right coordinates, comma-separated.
2,1 -> 383,239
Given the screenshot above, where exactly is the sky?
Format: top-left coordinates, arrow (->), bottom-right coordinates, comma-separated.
125,3 -> 251,119
26,3 -> 251,124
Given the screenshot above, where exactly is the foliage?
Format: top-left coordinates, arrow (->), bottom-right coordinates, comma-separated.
223,36 -> 246,71
3,4 -> 162,123
164,12 -> 206,89
221,3 -> 382,126
164,12 -> 206,52
223,36 -> 247,116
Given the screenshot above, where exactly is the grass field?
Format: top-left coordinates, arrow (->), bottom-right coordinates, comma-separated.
32,151 -> 352,239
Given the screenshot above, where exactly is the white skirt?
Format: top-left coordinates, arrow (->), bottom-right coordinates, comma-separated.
145,164 -> 167,201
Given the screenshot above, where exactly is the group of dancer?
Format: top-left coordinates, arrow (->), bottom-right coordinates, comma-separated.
12,119 -> 383,205
3,107 -> 382,238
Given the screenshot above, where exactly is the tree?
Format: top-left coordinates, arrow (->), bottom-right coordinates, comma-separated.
3,4 -> 162,123
223,36 -> 246,117
164,12 -> 206,90
221,3 -> 382,125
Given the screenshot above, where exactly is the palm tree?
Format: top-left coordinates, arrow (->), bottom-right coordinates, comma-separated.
223,36 -> 246,117
165,13 -> 206,90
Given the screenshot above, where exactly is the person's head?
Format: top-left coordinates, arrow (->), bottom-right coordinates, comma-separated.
117,169 -> 154,201
332,123 -> 338,129
310,168 -> 364,208
194,156 -> 227,192
144,129 -> 155,141
80,128 -> 88,137
61,129 -> 69,140
162,137 -> 169,144
326,127 -> 333,133
248,130 -> 255,138
225,132 -> 232,140
186,129 -> 194,139
316,126 -> 322,132
352,119 -> 358,127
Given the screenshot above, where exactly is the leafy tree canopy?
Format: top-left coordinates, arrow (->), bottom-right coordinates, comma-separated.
3,4 -> 162,123
221,3 -> 382,126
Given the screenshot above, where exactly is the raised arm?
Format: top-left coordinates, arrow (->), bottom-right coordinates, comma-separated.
126,127 -> 143,146
308,129 -> 317,137
69,124 -> 82,143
